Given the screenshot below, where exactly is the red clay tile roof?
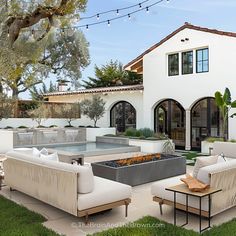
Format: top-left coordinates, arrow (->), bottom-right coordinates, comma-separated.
124,22 -> 236,69
43,84 -> 144,97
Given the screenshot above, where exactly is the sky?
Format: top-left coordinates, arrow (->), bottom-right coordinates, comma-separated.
78,0 -> 236,86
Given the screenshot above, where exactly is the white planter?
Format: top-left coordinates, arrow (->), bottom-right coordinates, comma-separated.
129,139 -> 173,153
201,141 -> 214,154
213,141 -> 236,158
0,130 -> 14,153
86,128 -> 116,142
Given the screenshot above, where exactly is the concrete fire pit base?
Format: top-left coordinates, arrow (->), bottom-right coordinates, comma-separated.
91,155 -> 186,186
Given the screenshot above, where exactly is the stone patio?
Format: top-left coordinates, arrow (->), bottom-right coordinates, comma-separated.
1,152 -> 236,236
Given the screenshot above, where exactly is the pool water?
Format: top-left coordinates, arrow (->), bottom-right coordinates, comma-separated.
53,142 -> 128,153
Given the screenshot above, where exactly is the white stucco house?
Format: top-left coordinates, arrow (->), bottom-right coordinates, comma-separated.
44,23 -> 236,151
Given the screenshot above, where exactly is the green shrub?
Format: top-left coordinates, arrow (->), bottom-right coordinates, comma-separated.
229,139 -> 236,143
125,128 -> 137,137
18,126 -> 28,129
139,128 -> 154,138
4,126 -> 13,129
205,137 -> 224,143
135,130 -> 141,137
49,125 -> 58,128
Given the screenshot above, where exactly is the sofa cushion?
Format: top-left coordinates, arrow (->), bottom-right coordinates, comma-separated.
197,159 -> 236,184
151,175 -> 209,211
192,155 -> 218,178
77,176 -> 132,211
77,164 -> 94,194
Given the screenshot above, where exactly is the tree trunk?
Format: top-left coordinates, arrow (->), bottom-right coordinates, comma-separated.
94,119 -> 97,128
12,88 -> 19,99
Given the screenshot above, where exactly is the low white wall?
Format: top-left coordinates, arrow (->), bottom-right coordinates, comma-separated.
0,130 -> 14,153
201,141 -> 214,154
86,128 -> 116,142
129,139 -> 167,153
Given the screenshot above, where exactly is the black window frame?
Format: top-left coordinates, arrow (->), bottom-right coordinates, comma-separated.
168,53 -> 179,76
182,51 -> 193,75
196,48 -> 209,73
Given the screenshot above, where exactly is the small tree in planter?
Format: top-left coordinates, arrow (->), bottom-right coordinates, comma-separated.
29,102 -> 50,127
80,96 -> 106,127
59,103 -> 80,127
0,94 -> 15,120
215,87 -> 236,141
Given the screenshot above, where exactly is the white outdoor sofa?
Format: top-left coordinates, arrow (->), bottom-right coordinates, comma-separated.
151,158 -> 236,217
3,150 -> 132,222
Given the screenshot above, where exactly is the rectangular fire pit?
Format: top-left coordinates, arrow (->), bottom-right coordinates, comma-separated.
91,154 -> 186,186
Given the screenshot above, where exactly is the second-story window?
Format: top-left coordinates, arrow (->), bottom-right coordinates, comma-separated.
168,53 -> 179,76
182,51 -> 193,74
196,48 -> 209,73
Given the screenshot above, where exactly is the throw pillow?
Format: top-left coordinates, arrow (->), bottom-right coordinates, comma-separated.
32,147 -> 40,157
32,147 -> 48,157
192,155 -> 218,178
217,154 -> 227,163
40,152 -> 59,162
181,174 -> 209,192
77,164 -> 94,194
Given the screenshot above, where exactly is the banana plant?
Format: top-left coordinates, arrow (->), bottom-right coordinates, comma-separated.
215,88 -> 236,141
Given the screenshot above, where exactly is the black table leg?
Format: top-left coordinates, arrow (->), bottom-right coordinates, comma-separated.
199,196 -> 202,233
174,191 -> 176,226
208,194 -> 211,228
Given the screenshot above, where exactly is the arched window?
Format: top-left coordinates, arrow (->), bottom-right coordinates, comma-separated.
191,97 -> 224,150
154,99 -> 185,149
110,101 -> 136,133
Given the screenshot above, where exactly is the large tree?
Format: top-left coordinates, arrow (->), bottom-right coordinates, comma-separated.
82,60 -> 143,89
0,0 -> 90,98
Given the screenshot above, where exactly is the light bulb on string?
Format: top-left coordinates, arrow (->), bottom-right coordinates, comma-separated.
7,29 -> 10,37
96,14 -> 100,20
116,9 -> 119,16
146,7 -> 149,13
107,20 -> 111,27
86,25 -> 89,30
128,14 -> 131,20
139,3 -> 142,8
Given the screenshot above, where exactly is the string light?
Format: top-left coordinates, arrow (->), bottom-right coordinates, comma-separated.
76,0 -> 166,30
80,0 -> 150,20
116,9 -> 119,15
96,14 -> 100,20
86,25 -> 89,30
128,14 -> 131,20
139,3 -> 142,8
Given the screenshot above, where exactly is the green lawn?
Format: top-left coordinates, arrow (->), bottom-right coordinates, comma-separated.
89,216 -> 236,236
1,194 -> 236,236
0,195 -> 60,236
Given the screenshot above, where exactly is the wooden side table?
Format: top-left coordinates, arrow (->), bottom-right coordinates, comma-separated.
166,184 -> 222,233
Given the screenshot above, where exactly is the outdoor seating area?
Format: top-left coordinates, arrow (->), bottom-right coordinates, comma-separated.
1,150 -> 236,235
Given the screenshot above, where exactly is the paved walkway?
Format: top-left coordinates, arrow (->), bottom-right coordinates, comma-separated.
1,153 -> 236,235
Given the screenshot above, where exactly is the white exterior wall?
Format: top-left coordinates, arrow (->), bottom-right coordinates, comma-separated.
142,28 -> 236,140
48,91 -> 143,129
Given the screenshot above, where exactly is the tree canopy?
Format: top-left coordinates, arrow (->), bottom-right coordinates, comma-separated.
82,60 -> 143,89
0,0 -> 90,97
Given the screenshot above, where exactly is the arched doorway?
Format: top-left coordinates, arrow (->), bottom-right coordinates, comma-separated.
110,101 -> 136,133
191,97 -> 224,150
154,99 -> 185,149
